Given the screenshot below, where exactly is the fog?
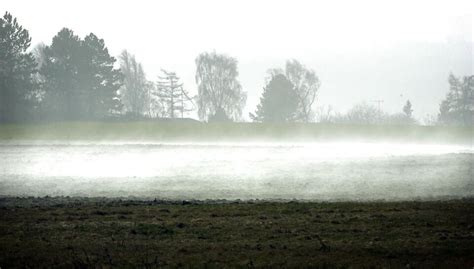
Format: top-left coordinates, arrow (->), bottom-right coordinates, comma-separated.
1,1 -> 473,202
2,2 -> 474,268
2,0 -> 473,120
1,141 -> 472,200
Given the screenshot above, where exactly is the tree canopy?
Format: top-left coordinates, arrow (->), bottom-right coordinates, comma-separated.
40,28 -> 122,120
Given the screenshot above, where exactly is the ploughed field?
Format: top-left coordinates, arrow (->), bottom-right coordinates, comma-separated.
0,142 -> 472,200
0,197 -> 473,268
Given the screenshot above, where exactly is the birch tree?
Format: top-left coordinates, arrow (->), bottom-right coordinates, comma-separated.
195,51 -> 246,121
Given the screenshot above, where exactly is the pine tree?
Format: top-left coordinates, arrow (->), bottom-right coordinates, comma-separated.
40,28 -> 122,120
82,33 -> 122,118
40,28 -> 84,119
0,12 -> 37,122
250,74 -> 298,122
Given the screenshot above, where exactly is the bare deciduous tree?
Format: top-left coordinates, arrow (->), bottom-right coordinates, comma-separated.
119,50 -> 154,117
195,51 -> 246,121
314,105 -> 334,123
334,102 -> 385,124
155,69 -> 194,118
265,60 -> 321,122
285,59 -> 321,122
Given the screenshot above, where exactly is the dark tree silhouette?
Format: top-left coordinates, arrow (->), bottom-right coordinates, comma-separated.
195,51 -> 246,122
40,28 -> 122,120
438,74 -> 473,126
82,33 -> 122,118
40,28 -> 82,119
0,12 -> 37,122
250,74 -> 298,122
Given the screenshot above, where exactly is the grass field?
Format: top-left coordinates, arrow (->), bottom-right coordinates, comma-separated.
0,197 -> 473,268
0,121 -> 472,144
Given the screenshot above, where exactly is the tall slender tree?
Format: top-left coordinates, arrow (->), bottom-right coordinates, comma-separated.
118,50 -> 151,117
82,33 -> 122,118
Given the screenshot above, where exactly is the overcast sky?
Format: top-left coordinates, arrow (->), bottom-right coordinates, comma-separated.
2,0 -> 473,121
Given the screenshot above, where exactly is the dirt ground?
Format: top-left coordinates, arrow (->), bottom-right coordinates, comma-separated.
0,197 -> 473,268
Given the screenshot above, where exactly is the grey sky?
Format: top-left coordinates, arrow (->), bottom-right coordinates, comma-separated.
2,0 -> 473,121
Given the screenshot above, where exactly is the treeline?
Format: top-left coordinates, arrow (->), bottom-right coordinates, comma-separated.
1,12 -> 472,126
313,101 -> 417,125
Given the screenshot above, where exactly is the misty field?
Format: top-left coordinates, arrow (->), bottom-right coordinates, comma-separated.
1,122 -> 473,268
0,140 -> 472,200
1,122 -> 473,200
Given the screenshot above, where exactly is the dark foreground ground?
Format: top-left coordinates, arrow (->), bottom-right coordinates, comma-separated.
0,197 -> 473,268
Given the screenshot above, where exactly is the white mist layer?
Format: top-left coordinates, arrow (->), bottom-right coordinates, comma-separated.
0,142 -> 472,200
